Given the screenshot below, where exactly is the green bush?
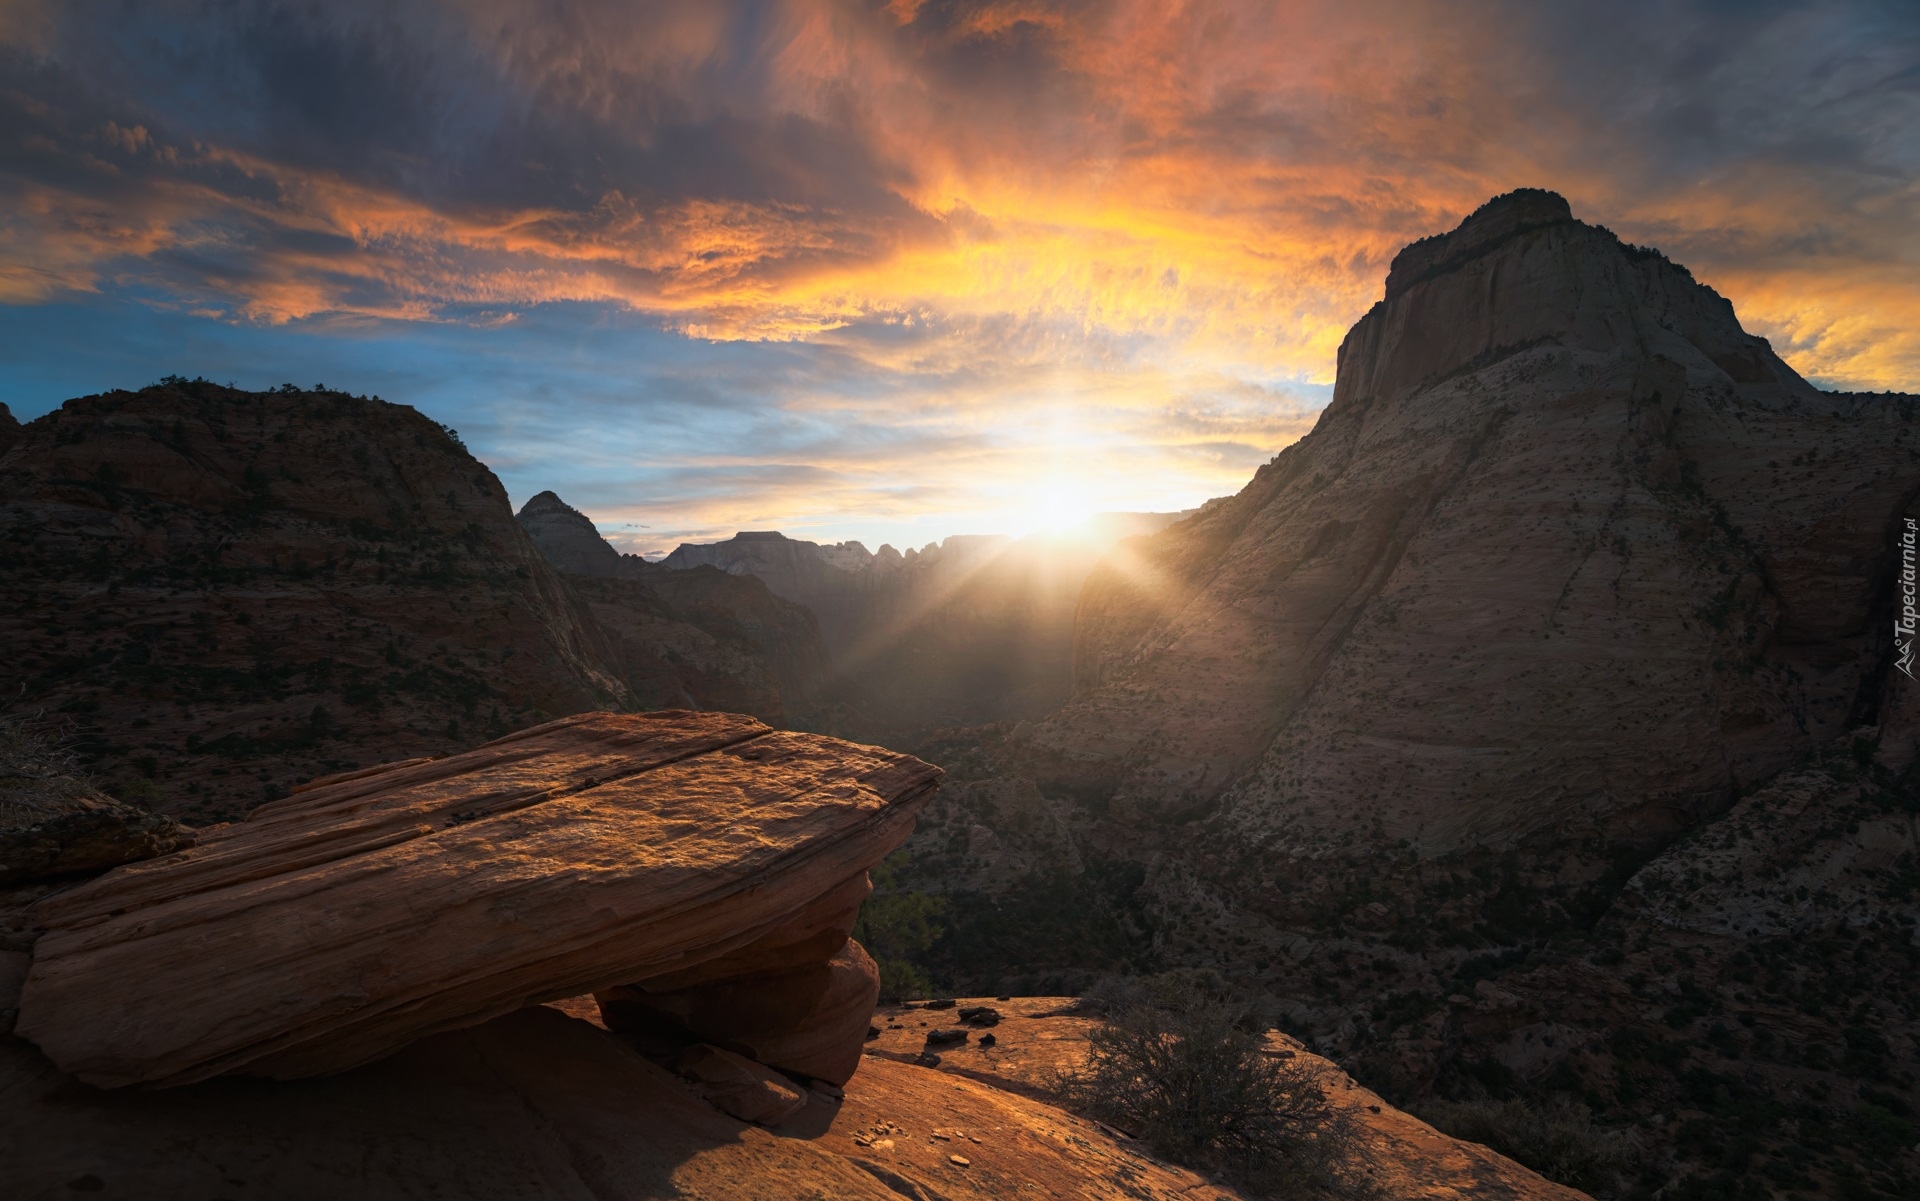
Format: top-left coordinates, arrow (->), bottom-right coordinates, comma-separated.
1057,974 -> 1375,1198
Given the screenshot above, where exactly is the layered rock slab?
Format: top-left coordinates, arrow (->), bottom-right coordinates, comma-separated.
600,938 -> 882,1086
15,710 -> 939,1087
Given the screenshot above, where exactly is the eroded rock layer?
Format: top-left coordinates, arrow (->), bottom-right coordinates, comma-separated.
15,710 -> 939,1087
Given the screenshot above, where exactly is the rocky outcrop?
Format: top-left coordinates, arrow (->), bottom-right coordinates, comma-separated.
15,710 -> 939,1087
0,381 -> 629,822
515,489 -> 626,576
0,402 -> 19,454
1039,188 -> 1918,857
0,990 -> 1578,1200
601,940 -> 882,1086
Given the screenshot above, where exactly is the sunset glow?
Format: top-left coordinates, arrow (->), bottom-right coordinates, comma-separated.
1,0 -> 1914,551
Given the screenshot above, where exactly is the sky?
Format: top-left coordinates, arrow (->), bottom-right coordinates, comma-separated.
1,0 -> 1916,555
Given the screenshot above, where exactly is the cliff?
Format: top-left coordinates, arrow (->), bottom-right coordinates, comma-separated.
0,381 -> 628,822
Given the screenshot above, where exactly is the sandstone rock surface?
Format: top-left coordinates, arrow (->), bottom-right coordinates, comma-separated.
600,939 -> 882,1086
14,710 -> 939,1087
670,1042 -> 810,1125
860,996 -> 1585,1200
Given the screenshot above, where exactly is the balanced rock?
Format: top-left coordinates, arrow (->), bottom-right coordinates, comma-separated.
599,939 -> 881,1086
15,711 -> 939,1087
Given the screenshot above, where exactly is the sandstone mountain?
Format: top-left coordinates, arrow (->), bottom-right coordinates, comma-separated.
664,516 -> 1190,736
515,491 -> 832,724
1037,187 -> 1915,858
0,382 -> 815,823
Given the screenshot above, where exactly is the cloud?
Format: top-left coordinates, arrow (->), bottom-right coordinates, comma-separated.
0,0 -> 1915,548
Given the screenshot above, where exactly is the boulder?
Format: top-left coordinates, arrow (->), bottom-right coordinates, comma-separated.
670,1043 -> 810,1125
599,939 -> 882,1086
14,710 -> 939,1087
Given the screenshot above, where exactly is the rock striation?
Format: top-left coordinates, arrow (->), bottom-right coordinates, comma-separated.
14,710 -> 939,1087
0,381 -> 628,821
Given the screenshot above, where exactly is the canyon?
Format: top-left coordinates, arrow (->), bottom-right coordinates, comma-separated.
2,187 -> 1916,1197
863,190 -> 1920,1196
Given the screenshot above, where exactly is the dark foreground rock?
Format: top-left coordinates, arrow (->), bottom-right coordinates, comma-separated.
15,711 -> 938,1086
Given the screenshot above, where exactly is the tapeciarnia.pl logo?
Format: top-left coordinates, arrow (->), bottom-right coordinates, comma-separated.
1900,517 -> 1917,679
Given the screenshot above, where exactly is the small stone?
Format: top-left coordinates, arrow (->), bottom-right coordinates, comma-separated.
995,995 -> 1011,1001
978,1032 -> 996,1047
866,1025 -> 881,1041
957,1005 -> 1001,1027
915,1051 -> 942,1067
924,998 -> 956,1010
925,1028 -> 969,1046
949,1154 -> 970,1167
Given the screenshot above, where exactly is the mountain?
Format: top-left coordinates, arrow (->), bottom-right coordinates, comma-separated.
514,491 -> 831,724
516,489 -> 626,576
1038,187 -> 1914,854
0,381 -> 632,822
0,403 -> 20,455
871,191 -> 1920,1192
662,515 -> 1191,736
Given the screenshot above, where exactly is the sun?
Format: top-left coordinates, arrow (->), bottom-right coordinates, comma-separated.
1027,480 -> 1094,536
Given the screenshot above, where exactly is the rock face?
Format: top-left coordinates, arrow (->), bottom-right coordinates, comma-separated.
601,939 -> 882,1086
0,402 -> 19,454
0,382 -> 627,821
515,489 -> 626,576
516,491 -> 833,725
1039,188 -> 1917,858
14,710 -> 939,1087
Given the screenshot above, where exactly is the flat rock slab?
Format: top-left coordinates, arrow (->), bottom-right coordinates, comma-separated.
16,711 -> 939,1087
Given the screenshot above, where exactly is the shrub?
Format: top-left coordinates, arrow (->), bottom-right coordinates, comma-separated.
1416,1096 -> 1635,1192
1057,974 -> 1375,1198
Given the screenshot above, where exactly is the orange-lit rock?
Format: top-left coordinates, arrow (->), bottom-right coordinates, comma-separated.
600,939 -> 882,1086
14,711 -> 938,1087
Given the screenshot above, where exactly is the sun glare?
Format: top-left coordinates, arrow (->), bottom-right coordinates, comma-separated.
1016,480 -> 1094,537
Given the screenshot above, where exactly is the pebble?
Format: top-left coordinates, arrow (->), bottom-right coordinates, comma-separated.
949,1154 -> 971,1167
